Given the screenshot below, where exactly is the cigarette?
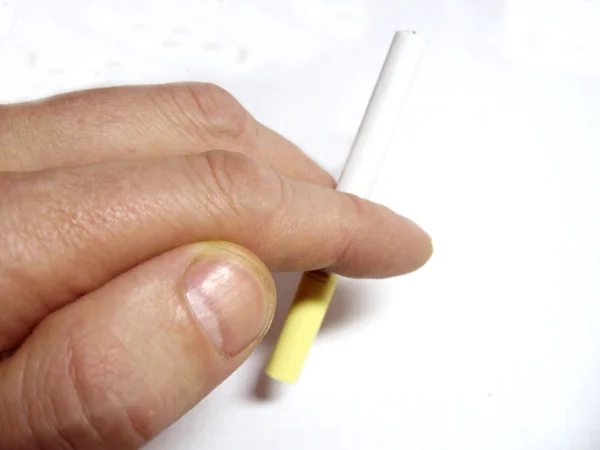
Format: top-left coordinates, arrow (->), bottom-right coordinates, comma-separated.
265,31 -> 426,384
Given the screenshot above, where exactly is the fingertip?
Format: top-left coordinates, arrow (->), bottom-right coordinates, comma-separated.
400,215 -> 434,272
407,225 -> 434,274
327,201 -> 434,279
383,216 -> 434,277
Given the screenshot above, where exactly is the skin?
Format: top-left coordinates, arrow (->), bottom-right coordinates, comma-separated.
0,82 -> 432,449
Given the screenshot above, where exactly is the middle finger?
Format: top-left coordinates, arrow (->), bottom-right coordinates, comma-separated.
0,82 -> 335,187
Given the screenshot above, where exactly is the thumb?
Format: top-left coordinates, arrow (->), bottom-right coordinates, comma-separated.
0,241 -> 275,450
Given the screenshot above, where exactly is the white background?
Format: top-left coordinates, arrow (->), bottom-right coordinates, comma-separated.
2,0 -> 600,449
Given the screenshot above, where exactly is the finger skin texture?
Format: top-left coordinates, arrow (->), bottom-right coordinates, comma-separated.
0,82 -> 434,450
0,151 -> 432,350
0,242 -> 276,450
0,83 -> 334,187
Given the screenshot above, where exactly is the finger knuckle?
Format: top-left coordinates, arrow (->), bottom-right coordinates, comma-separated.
185,151 -> 285,227
334,194 -> 365,264
155,82 -> 250,142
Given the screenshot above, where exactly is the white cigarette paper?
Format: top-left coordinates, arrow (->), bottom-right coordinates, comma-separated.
336,31 -> 426,199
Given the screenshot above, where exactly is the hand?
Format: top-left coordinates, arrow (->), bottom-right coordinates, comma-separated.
0,83 -> 432,449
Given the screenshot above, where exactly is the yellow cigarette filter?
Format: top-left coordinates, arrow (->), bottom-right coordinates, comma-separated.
265,270 -> 337,383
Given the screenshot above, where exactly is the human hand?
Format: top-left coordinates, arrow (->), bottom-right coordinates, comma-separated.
0,83 -> 432,449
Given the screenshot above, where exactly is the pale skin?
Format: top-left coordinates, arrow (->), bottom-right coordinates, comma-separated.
0,82 -> 432,449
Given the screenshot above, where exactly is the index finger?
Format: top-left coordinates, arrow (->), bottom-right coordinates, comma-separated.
0,151 -> 431,350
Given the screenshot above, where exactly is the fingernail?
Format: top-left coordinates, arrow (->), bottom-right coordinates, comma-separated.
184,259 -> 268,355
